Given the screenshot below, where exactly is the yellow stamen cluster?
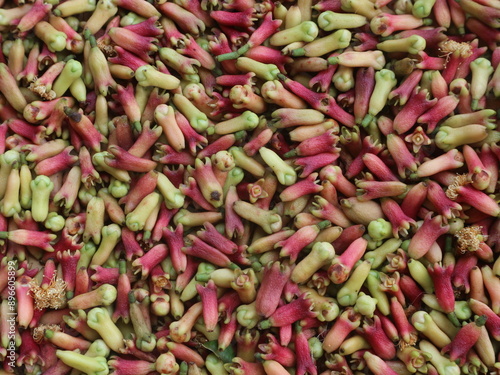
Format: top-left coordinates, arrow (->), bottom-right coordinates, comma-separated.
455,226 -> 484,254
445,174 -> 469,200
154,274 -> 171,289
28,81 -> 56,100
29,276 -> 67,310
398,333 -> 418,351
96,38 -> 116,57
32,324 -> 61,343
438,40 -> 473,58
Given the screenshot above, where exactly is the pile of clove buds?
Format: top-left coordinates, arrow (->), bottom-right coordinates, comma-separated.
0,0 -> 500,374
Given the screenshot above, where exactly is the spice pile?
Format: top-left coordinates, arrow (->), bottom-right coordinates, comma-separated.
0,0 -> 499,374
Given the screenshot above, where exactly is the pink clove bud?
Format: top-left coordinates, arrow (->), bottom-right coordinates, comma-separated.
120,227 -> 144,261
132,244 -> 168,279
407,213 -> 449,259
56,250 -> 80,293
196,280 -> 219,332
356,180 -> 408,201
426,180 -> 462,219
295,325 -> 318,375
328,237 -> 367,284
362,153 -> 399,182
388,70 -> 423,106
386,134 -> 418,178
105,145 -> 157,173
446,174 -> 500,217
14,0 -> 51,35
390,296 -> 417,347
16,276 -> 35,328
211,8 -> 256,28
0,230 -> 56,252
358,315 -> 397,360
183,235 -> 235,268
370,13 -> 424,36
109,27 -> 157,63
7,118 -> 46,145
34,146 -> 79,177
441,315 -> 487,366
363,351 -> 399,375
197,222 -> 238,255
401,181 -> 428,219
175,110 -> 208,154
219,312 -> 238,350
279,173 -> 323,202
280,74 -> 356,127
124,16 -> 163,37
276,221 -> 329,262
108,356 -> 155,375
64,107 -> 105,152
255,261 -> 291,318
417,95 -> 459,133
320,165 -> 357,197
393,88 -> 437,134
259,294 -> 316,329
463,144 -> 491,191
158,2 -> 205,35
108,46 -> 147,71
399,274 -> 423,310
381,198 -> 416,238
